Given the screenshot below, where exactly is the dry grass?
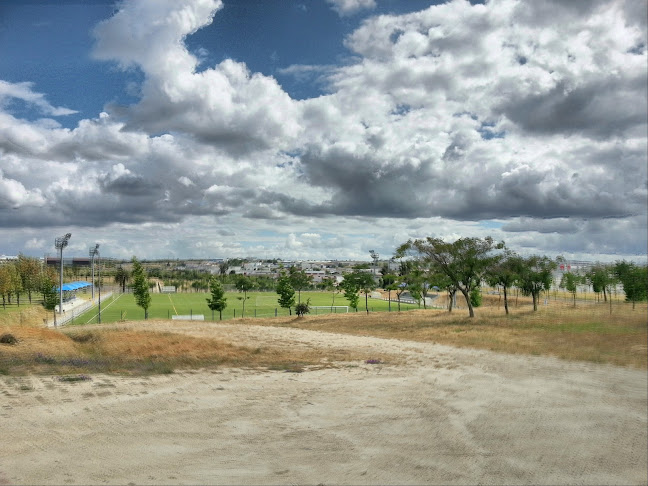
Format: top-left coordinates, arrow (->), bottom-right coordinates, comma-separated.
247,296 -> 648,369
0,319 -> 371,376
1,296 -> 646,375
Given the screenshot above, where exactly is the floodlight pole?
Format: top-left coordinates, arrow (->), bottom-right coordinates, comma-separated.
97,251 -> 102,324
89,244 -> 99,302
54,233 -> 71,319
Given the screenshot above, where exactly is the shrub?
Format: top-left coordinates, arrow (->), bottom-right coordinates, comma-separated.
295,300 -> 310,317
0,333 -> 18,345
470,288 -> 482,307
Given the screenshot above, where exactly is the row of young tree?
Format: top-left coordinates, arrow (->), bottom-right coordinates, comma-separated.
393,236 -> 647,317
0,255 -> 59,309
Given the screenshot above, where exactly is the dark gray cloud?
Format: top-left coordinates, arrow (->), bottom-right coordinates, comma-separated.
498,77 -> 648,139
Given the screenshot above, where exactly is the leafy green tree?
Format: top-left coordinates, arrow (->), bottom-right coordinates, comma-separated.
615,261 -> 648,309
17,254 -> 41,304
4,263 -> 22,306
401,236 -> 504,318
206,276 -> 227,320
288,267 -> 312,303
319,277 -> 339,307
40,269 -> 58,312
358,272 -> 377,314
114,266 -> 130,293
276,273 -> 296,315
339,274 -> 361,311
132,257 -> 151,319
0,264 -> 12,309
235,275 -> 255,317
340,271 -> 375,313
517,255 -> 557,311
487,252 -> 523,315
560,272 -> 582,307
585,265 -> 615,303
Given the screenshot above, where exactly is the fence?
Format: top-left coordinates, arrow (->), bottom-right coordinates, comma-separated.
46,291 -> 113,328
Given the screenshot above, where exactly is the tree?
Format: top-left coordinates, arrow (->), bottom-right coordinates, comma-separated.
17,254 -> 41,304
131,257 -> 151,319
339,274 -> 361,311
40,269 -> 58,312
339,271 -> 375,313
288,267 -> 312,303
320,277 -> 339,307
560,272 -> 582,307
235,275 -> 255,317
487,252 -> 522,315
114,266 -> 130,293
0,265 -> 11,309
357,272 -> 377,314
219,262 -> 229,280
586,265 -> 615,303
517,255 -> 557,311
382,274 -> 398,311
4,263 -> 22,306
615,261 -> 648,309
276,273 -> 296,315
401,236 -> 504,318
206,276 -> 227,320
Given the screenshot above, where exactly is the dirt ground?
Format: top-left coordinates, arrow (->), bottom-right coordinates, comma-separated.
1,321 -> 646,485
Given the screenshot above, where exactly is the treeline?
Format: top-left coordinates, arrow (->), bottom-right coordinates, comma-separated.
0,255 -> 59,309
393,236 -> 647,317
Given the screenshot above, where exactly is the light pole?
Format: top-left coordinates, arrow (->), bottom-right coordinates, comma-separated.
54,233 -> 71,317
89,244 -> 99,301
97,251 -> 102,324
369,250 -> 379,278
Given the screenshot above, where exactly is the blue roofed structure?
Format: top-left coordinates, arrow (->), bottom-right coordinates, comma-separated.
55,281 -> 92,292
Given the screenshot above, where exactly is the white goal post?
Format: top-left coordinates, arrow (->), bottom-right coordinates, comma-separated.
309,306 -> 349,313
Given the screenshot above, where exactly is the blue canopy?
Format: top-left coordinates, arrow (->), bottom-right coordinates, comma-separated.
56,281 -> 92,292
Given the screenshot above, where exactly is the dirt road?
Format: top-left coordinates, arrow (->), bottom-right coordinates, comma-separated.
2,322 -> 646,485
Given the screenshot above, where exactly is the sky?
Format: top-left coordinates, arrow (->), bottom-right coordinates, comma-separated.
0,0 -> 646,263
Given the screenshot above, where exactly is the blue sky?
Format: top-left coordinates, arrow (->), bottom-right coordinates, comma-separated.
0,0 -> 646,262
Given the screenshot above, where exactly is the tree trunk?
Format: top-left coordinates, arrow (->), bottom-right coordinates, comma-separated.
503,286 -> 509,315
460,287 -> 475,318
448,291 -> 454,313
365,292 -> 369,314
532,292 -> 538,311
602,287 -> 607,302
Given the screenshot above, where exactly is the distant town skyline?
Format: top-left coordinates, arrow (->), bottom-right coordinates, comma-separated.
1,0 -> 646,263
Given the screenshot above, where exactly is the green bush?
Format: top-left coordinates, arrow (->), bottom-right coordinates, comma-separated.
470,288 -> 482,307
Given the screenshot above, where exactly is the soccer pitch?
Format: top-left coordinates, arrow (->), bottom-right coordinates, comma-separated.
72,291 -> 421,325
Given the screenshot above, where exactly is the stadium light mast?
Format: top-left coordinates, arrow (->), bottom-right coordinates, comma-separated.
97,248 -> 102,324
54,233 -> 71,316
369,250 -> 379,275
89,244 -> 99,301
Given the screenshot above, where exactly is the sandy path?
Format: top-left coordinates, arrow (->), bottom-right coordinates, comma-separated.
1,322 -> 646,485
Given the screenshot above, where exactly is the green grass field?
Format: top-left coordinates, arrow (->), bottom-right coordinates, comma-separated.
70,291 -> 423,325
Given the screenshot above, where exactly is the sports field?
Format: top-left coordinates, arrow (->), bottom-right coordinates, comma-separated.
72,291 -> 423,324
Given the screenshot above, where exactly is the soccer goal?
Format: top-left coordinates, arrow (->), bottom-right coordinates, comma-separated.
309,306 -> 349,314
